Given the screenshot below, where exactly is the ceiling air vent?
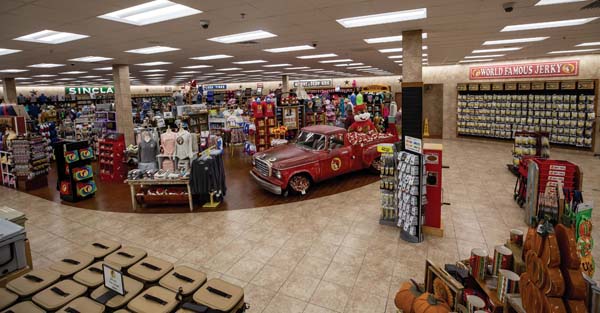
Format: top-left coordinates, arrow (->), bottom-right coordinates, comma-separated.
581,0 -> 600,10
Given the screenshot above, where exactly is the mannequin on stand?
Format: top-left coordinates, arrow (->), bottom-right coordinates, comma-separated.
160,126 -> 177,170
174,126 -> 194,172
138,131 -> 159,170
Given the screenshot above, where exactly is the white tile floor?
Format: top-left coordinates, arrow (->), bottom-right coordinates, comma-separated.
2,138 -> 599,313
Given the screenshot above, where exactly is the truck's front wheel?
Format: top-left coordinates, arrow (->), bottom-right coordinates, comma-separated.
288,174 -> 311,195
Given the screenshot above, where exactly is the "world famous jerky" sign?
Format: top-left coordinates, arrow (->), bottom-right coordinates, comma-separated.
469,60 -> 579,80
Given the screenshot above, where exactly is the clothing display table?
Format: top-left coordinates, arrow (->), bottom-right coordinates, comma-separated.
125,178 -> 193,212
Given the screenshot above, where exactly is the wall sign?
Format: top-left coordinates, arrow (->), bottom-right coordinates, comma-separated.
293,80 -> 332,88
469,60 -> 579,80
204,84 -> 227,90
65,86 -> 114,95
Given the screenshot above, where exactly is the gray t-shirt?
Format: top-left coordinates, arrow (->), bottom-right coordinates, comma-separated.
138,139 -> 159,163
174,94 -> 184,106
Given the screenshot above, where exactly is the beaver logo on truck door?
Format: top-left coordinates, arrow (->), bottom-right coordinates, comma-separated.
331,157 -> 342,171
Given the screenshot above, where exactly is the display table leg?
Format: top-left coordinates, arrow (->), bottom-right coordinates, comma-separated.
130,184 -> 137,211
187,183 -> 194,212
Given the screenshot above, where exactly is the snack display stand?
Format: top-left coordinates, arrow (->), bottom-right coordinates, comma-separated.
53,140 -> 96,202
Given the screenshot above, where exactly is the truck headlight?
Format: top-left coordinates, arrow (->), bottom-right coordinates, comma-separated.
272,169 -> 282,179
252,158 -> 255,166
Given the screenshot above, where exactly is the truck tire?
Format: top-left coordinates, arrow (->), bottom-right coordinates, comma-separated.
288,174 -> 311,195
370,156 -> 383,174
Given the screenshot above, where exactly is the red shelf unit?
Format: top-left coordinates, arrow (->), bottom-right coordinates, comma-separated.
254,116 -> 276,152
98,133 -> 126,182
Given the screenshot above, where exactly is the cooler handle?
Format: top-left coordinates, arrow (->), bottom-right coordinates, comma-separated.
143,293 -> 167,305
173,272 -> 194,283
141,262 -> 161,271
51,287 -> 70,297
89,267 -> 103,274
117,251 -> 135,258
207,286 -> 232,299
62,258 -> 81,265
65,307 -> 80,313
24,274 -> 44,283
92,242 -> 109,250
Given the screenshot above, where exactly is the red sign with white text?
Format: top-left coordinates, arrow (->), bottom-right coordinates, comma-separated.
469,60 -> 579,80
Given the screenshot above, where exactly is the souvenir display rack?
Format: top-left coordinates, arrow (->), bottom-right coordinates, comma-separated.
0,150 -> 16,188
10,135 -> 50,190
53,140 -> 96,202
183,112 -> 209,133
276,105 -> 305,139
457,80 -> 597,149
379,146 -> 397,226
98,133 -> 126,182
396,150 -> 427,243
94,111 -> 117,136
253,116 -> 277,152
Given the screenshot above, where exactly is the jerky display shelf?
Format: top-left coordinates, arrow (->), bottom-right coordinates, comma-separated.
9,135 -> 50,190
98,133 -> 126,182
379,144 -> 397,226
457,80 -> 597,149
53,140 -> 96,202
396,150 -> 427,243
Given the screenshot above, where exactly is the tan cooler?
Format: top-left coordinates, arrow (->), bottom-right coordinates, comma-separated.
73,261 -> 104,288
49,252 -> 94,277
127,257 -> 173,284
6,269 -> 60,297
56,297 -> 105,313
1,301 -> 45,313
127,286 -> 178,313
114,310 -> 132,313
104,247 -> 147,269
0,206 -> 27,227
90,276 -> 143,311
32,280 -> 87,311
0,288 -> 18,310
191,278 -> 245,313
81,239 -> 121,259
159,266 -> 206,297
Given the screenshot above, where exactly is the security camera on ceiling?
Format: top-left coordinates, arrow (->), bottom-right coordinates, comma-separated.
200,20 -> 210,29
503,2 -> 515,13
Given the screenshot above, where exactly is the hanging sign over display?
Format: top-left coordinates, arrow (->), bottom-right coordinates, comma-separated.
293,80 -> 332,88
65,86 -> 114,95
204,84 -> 227,90
469,60 -> 579,80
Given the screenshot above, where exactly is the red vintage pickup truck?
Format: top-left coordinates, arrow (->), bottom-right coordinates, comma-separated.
250,125 -> 398,195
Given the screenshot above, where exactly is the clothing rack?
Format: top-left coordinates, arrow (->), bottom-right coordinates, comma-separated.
190,145 -> 225,208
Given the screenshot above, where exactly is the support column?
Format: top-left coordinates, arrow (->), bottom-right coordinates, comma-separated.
281,75 -> 289,94
2,77 -> 18,104
401,30 -> 424,142
112,64 -> 134,145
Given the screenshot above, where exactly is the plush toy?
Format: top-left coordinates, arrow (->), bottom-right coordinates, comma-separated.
348,104 -> 377,133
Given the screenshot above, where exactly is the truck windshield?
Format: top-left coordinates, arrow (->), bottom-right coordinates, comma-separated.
296,131 -> 326,150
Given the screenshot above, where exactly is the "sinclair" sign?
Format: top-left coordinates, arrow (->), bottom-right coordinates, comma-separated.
65,86 -> 114,95
469,60 -> 579,80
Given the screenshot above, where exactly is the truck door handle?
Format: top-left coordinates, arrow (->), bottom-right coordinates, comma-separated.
341,152 -> 349,155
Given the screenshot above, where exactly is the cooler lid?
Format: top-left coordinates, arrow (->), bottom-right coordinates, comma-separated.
6,269 -> 61,297
49,251 -> 94,277
81,239 -> 121,259
56,297 -> 105,313
32,280 -> 87,311
159,266 -> 207,296
90,276 -> 144,309
0,206 -> 26,223
73,261 -> 104,288
0,287 -> 18,311
128,256 -> 173,283
193,278 -> 243,312
127,286 -> 177,313
0,218 -> 25,242
2,301 -> 46,313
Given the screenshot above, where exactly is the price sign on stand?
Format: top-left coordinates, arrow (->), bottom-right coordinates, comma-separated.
405,136 -> 423,154
377,143 -> 394,153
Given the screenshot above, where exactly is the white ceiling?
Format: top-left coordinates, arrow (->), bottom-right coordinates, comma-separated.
0,0 -> 599,86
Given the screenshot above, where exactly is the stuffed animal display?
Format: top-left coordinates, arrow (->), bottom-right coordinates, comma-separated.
348,104 -> 377,134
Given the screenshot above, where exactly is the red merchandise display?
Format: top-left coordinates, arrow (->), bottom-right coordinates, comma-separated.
423,143 -> 443,235
252,101 -> 264,118
98,133 -> 126,182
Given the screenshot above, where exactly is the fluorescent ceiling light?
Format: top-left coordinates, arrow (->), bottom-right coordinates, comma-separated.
535,0 -> 585,5
264,71 -> 282,74
501,17 -> 598,32
464,54 -> 505,58
394,60 -> 403,63
347,63 -> 364,66
319,59 -> 353,63
60,71 -> 87,74
14,30 -> 88,44
576,42 -> 600,47
232,60 -> 268,65
56,78 -> 76,81
242,70 -> 264,73
33,74 -> 57,77
182,64 -> 212,69
379,46 -> 427,53
144,74 -> 165,77
263,45 -> 315,53
229,74 -> 245,76
141,69 -> 168,73
28,63 -> 65,68
348,66 -> 372,69
208,30 -> 276,44
0,48 -> 21,56
285,67 -> 309,70
80,76 -> 101,78
0,69 -> 28,73
301,68 -> 323,71
98,0 -> 202,26
94,67 -> 113,70
218,68 -> 242,71
136,61 -> 172,66
69,56 -> 113,62
297,53 -> 337,59
459,59 -> 494,63
126,46 -> 179,54
388,55 -> 403,59
483,37 -> 549,45
190,54 -> 232,60
548,48 -> 600,54
15,77 -> 31,80
263,63 -> 291,67
177,71 -> 200,74
337,8 -> 427,28
364,33 -> 427,44
472,47 -> 522,53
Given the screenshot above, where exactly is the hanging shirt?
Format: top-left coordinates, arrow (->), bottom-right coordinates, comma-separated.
160,131 -> 177,156
174,130 -> 194,159
350,93 -> 356,105
138,138 -> 159,163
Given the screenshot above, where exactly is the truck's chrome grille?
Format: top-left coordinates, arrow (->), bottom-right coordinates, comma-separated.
255,158 -> 270,177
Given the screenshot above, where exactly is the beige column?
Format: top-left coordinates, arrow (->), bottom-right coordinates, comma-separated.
402,30 -> 423,83
2,77 -> 18,104
112,64 -> 134,145
281,75 -> 289,95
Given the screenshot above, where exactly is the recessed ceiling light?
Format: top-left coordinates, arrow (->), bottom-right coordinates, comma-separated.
28,63 -> 65,68
0,69 -> 28,73
501,17 -> 598,32
0,48 -> 21,56
472,47 -> 522,53
548,48 -> 600,54
217,68 -> 242,71
297,53 -> 338,59
190,54 -> 233,61
459,59 -> 495,63
93,67 -> 113,70
232,60 -> 267,64
387,55 -> 403,59
364,33 -> 428,44
576,42 -> 600,47
98,0 -> 202,26
263,45 -> 315,53
347,63 -> 364,66
136,61 -> 172,66
319,59 -> 353,64
14,30 -> 89,44
229,73 -> 245,76
284,67 -> 309,70
464,54 -> 505,58
126,46 -> 179,54
60,71 -> 87,75
535,0 -> 585,5
483,37 -> 549,45
337,8 -> 427,28
242,70 -> 264,73
68,56 -> 113,62
263,64 -> 291,67
208,30 -> 276,44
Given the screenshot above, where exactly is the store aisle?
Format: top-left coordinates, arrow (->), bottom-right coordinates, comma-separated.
1,138 -> 599,313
